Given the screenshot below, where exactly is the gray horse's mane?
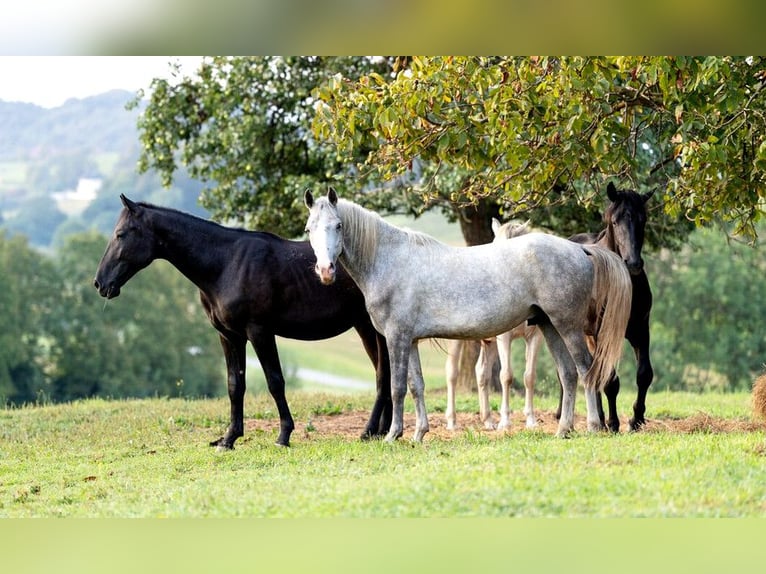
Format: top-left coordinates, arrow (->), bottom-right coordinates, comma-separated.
336,199 -> 443,264
494,219 -> 532,239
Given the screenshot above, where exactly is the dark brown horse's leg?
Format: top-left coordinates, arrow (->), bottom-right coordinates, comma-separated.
210,334 -> 247,450
627,272 -> 653,431
629,337 -> 653,431
354,323 -> 392,439
602,370 -> 621,432
250,331 -> 295,447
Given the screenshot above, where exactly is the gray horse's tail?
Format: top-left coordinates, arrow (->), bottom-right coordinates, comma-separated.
582,246 -> 632,390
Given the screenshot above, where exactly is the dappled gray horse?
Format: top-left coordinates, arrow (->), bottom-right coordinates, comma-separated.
445,218 -> 544,431
305,189 -> 632,442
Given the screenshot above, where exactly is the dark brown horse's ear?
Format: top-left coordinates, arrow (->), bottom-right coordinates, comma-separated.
642,188 -> 656,203
606,181 -> 618,201
120,194 -> 138,213
304,189 -> 314,208
327,187 -> 338,205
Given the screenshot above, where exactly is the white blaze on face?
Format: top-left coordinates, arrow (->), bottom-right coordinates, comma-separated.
307,202 -> 342,285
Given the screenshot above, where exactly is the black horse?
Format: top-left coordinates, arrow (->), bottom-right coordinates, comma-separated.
94,195 -> 391,448
567,182 -> 654,432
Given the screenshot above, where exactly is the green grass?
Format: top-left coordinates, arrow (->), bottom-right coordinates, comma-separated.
1,390 -> 764,517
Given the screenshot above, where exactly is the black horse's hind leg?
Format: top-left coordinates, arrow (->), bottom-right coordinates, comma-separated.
602,370 -> 621,433
355,323 -> 392,439
628,337 -> 653,431
251,331 -> 295,447
210,334 -> 247,450
627,272 -> 654,431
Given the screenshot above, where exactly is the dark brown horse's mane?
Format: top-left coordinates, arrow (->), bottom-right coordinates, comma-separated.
132,200 -> 282,240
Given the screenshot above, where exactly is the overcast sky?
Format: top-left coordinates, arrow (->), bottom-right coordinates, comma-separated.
0,56 -> 202,108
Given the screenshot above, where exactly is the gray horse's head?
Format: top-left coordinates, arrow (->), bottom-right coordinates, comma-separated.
304,187 -> 343,285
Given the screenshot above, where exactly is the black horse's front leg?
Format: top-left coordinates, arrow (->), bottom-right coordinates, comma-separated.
251,331 -> 295,447
629,342 -> 653,431
356,327 -> 392,440
626,311 -> 653,431
602,370 -> 621,433
210,334 -> 247,450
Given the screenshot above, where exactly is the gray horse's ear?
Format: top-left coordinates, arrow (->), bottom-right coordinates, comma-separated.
491,217 -> 502,235
120,194 -> 138,213
642,188 -> 656,203
606,181 -> 618,201
328,187 -> 338,205
304,189 -> 314,208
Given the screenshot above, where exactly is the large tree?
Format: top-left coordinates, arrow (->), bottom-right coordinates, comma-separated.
131,56 -> 394,237
314,56 -> 766,243
136,56 -> 766,391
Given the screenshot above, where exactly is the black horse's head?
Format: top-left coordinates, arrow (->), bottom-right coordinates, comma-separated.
603,182 -> 654,275
93,194 -> 157,299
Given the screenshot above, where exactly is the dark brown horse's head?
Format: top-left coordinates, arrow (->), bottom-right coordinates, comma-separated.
603,182 -> 653,276
93,194 -> 157,299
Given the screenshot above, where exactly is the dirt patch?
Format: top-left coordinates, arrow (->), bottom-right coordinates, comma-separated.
245,409 -> 765,442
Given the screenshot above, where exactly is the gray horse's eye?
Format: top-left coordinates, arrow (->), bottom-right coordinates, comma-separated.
336,222 -> 343,230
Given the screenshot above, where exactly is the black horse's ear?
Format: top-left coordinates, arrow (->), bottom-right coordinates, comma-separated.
642,188 -> 656,203
304,189 -> 314,208
606,181 -> 618,201
120,194 -> 138,213
328,187 -> 338,205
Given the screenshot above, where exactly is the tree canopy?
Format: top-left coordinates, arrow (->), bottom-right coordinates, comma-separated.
313,56 -> 766,243
131,56 -> 393,237
135,56 -> 766,249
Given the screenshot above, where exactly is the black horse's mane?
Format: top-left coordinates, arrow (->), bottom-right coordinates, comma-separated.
135,200 -> 285,241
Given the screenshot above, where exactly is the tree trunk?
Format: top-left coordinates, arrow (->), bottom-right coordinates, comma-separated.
452,198 -> 503,393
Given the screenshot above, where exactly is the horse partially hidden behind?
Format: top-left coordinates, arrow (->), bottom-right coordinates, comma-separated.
469,182 -> 654,433
304,188 -> 632,442
94,195 -> 391,449
568,182 -> 655,431
444,219 -> 544,431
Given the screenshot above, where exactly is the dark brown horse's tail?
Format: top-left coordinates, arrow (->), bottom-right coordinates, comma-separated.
582,246 -> 632,391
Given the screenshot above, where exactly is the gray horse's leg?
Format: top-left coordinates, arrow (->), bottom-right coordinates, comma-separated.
539,323 -> 578,437
385,336 -> 411,442
560,329 -> 604,433
407,343 -> 430,442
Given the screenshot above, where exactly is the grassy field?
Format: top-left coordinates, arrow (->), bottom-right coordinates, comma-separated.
1,389 -> 764,518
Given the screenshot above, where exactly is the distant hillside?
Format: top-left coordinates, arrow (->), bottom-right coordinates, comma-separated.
0,89 -> 459,249
0,90 -> 210,248
0,90 -> 141,160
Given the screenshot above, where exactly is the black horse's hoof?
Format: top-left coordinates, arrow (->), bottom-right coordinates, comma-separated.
274,434 -> 290,448
628,417 -> 646,432
360,430 -> 374,441
209,437 -> 234,450
360,429 -> 384,441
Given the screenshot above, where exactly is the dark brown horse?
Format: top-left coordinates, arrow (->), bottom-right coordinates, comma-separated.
568,182 -> 654,431
94,195 -> 391,448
